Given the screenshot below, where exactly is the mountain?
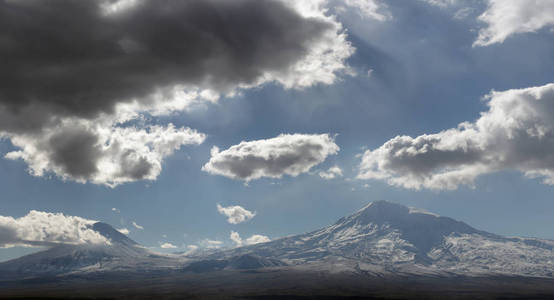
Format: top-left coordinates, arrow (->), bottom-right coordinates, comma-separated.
210,201 -> 554,277
0,222 -> 178,278
1,201 -> 553,280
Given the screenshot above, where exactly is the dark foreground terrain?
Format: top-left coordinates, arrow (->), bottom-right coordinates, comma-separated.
1,269 -> 554,300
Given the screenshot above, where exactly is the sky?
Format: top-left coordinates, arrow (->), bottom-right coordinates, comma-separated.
1,0 -> 554,261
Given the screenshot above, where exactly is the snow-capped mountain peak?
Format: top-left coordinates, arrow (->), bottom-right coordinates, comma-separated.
214,201 -> 554,277
333,200 -> 482,253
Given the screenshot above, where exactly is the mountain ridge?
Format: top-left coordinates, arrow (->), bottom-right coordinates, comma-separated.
207,200 -> 554,277
1,200 -> 553,279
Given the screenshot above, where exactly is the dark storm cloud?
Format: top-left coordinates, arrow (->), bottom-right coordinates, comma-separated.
117,150 -> 153,180
0,0 -> 332,126
48,127 -> 102,179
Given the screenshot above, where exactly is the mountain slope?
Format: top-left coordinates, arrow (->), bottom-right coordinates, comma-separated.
0,222 -> 177,278
213,201 -> 554,277
1,201 -> 553,279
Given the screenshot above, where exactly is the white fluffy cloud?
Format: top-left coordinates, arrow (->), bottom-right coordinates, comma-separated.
160,242 -> 177,249
230,231 -> 243,246
4,122 -> 205,187
217,204 -> 256,224
132,221 -> 144,230
246,234 -> 271,245
474,0 -> 554,46
358,83 -> 554,190
319,165 -> 344,179
230,231 -> 271,247
202,134 -> 340,182
0,211 -> 108,248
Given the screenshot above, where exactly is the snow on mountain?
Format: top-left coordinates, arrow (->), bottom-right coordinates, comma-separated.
1,201 -> 553,279
213,201 -> 554,277
0,222 -> 179,278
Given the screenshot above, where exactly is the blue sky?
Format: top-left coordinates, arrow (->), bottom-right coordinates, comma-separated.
1,0 -> 554,261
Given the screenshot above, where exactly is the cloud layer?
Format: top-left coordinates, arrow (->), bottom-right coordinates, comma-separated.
203,134 -> 339,181
474,0 -> 554,47
0,0 -> 353,186
0,211 -> 107,248
217,204 -> 255,224
358,83 -> 554,190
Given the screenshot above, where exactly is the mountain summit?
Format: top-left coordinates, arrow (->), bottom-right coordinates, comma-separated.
215,201 -> 554,277
336,201 -> 484,258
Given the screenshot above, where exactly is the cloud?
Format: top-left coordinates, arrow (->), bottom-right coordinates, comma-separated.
183,245 -> 199,255
0,0 -> 352,120
4,123 -> 205,187
111,208 -> 120,213
202,133 -> 340,182
474,0 -> 554,47
319,165 -> 343,179
117,228 -> 130,235
199,239 -> 223,249
245,234 -> 271,245
0,0 -> 354,186
420,0 -> 458,8
160,242 -> 177,249
132,221 -> 144,230
336,0 -> 391,21
217,204 -> 256,224
0,211 -> 108,248
230,231 -> 243,246
358,83 -> 554,190
230,231 -> 271,247
367,69 -> 374,77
